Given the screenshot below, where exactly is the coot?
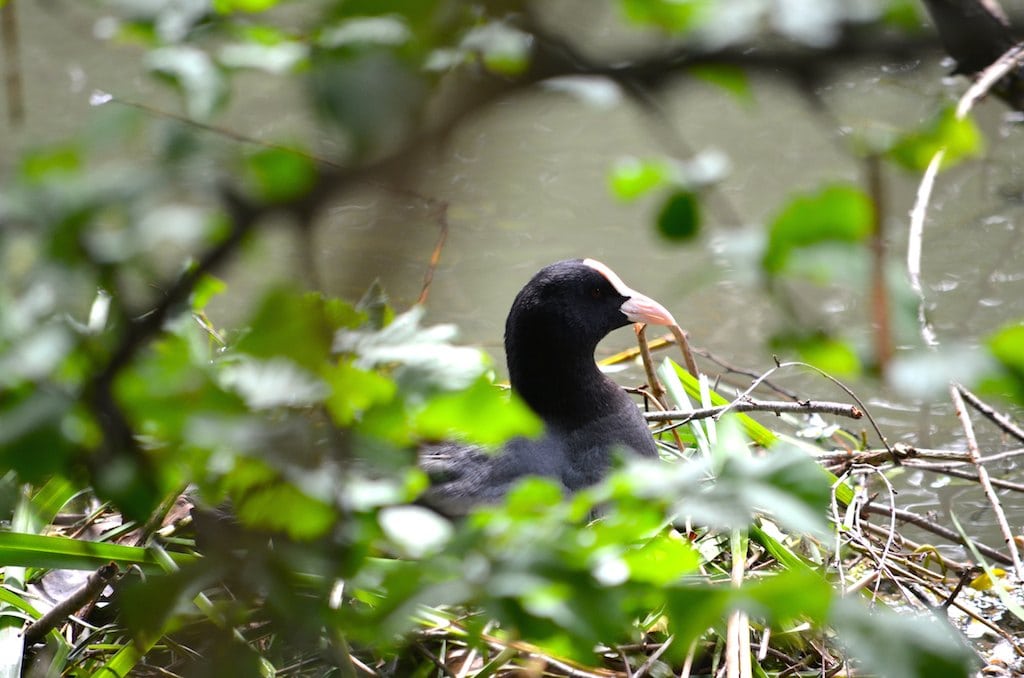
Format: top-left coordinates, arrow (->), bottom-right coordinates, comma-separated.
420,259 -> 677,516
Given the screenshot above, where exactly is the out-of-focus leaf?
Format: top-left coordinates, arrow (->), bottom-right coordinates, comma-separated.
685,421 -> 831,536
245,148 -> 317,203
459,22 -> 532,75
888,107 -> 983,172
334,305 -> 487,395
146,46 -> 226,120
323,360 -> 396,425
235,288 -> 337,372
220,357 -> 327,409
772,332 -> 861,379
235,483 -> 337,540
0,392 -> 72,483
608,157 -> 671,201
213,0 -> 280,13
19,146 -> 80,182
762,183 -> 873,274
319,16 -> 412,49
830,598 -> 976,678
191,274 -> 227,311
219,40 -> 308,73
310,51 -> 426,158
988,322 -> 1024,374
656,190 -> 701,241
890,344 -> 995,399
619,0 -> 709,32
415,377 -> 542,446
689,65 -> 752,103
621,532 -> 700,585
378,505 -> 453,558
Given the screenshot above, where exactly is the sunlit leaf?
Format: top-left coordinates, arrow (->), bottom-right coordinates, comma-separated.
415,377 -> 542,446
888,107 -> 983,172
235,288 -> 336,372
378,505 -> 453,558
619,0 -> 709,32
460,22 -> 532,75
622,532 -> 700,585
235,483 -> 337,540
762,183 -> 873,274
772,333 -> 862,379
689,65 -> 752,103
245,148 -> 317,203
656,189 -> 701,241
323,359 -> 397,425
608,157 -> 671,201
219,357 -> 327,409
213,0 -> 280,13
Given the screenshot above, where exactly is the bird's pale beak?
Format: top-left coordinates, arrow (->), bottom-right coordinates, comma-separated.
619,292 -> 677,326
582,258 -> 677,327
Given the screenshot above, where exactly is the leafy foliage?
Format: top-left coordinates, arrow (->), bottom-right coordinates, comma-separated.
0,0 -> 1010,676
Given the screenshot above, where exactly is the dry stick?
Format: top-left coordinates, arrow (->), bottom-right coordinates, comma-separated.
900,462 -> 1024,493
635,325 -> 686,453
956,384 -> 1024,445
860,503 -> 1013,566
22,562 -> 119,645
635,324 -> 667,404
866,154 -> 893,375
907,41 -> 1024,347
949,383 -> 1024,579
1,0 -> 24,125
669,325 -> 699,379
643,398 -> 862,423
416,202 -> 450,305
632,635 -> 673,678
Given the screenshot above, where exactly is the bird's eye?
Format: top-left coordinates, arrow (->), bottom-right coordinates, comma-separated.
590,287 -> 602,299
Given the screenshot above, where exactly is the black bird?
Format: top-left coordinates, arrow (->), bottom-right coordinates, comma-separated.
421,258 -> 677,516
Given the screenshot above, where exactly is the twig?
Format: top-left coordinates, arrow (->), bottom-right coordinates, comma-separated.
906,41 -> 1024,347
1,0 -> 24,125
956,384 -> 1024,445
22,562 -> 118,644
643,398 -> 861,423
860,504 -> 1013,566
949,384 -> 1024,578
635,324 -> 667,405
865,154 -> 893,374
417,202 -> 450,305
632,635 -> 673,678
669,324 -> 700,379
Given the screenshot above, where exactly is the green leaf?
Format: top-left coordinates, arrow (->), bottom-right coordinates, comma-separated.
772,333 -> 862,379
0,392 -> 72,484
619,0 -> 709,32
19,146 -> 80,182
888,106 -> 983,172
213,0 -> 280,12
323,360 -> 397,426
608,157 -> 671,201
689,65 -> 752,103
762,183 -> 873,274
622,532 -> 700,585
830,598 -> 976,678
0,532 -> 195,572
656,190 -> 701,241
415,377 -> 542,446
191,274 -> 227,311
235,288 -> 335,372
988,322 -> 1024,374
236,483 -> 337,540
245,148 -> 317,203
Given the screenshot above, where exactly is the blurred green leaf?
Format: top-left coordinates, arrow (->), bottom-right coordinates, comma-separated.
19,146 -> 80,182
235,288 -> 337,372
191,274 -> 227,311
619,0 -> 709,32
762,183 -> 873,274
323,360 -> 396,426
236,483 -> 337,540
690,65 -> 752,103
459,22 -> 532,75
245,148 -> 317,203
415,377 -> 542,446
888,107 -> 983,172
830,598 -> 975,678
0,392 -> 72,483
608,157 -> 671,201
213,0 -> 280,13
988,322 -> 1024,374
772,332 -> 862,378
622,532 -> 700,585
146,46 -> 226,120
656,190 -> 701,241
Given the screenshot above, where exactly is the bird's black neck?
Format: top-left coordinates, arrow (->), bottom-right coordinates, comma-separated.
506,333 -> 624,428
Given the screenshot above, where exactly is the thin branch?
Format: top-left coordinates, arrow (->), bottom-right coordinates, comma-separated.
860,504 -> 1013,566
949,383 -> 1024,578
643,398 -> 862,423
22,562 -> 118,645
956,384 -> 1024,445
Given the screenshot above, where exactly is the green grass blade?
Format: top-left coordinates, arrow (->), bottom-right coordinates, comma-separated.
0,532 -> 196,572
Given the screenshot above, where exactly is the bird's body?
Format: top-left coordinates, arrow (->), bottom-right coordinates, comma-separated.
421,259 -> 676,516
